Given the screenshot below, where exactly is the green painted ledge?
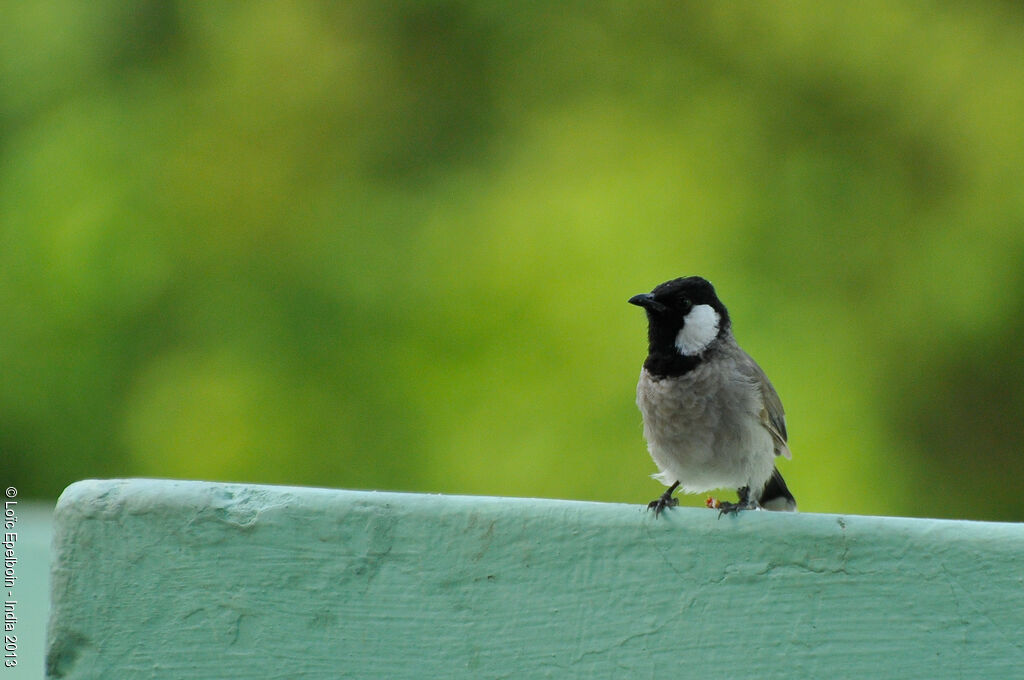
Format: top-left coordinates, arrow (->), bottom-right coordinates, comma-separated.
46,479 -> 1024,679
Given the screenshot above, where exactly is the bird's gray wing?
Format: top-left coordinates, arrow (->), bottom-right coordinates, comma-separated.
737,351 -> 791,459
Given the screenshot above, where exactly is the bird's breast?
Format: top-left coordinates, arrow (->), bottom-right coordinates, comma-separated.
635,362 -> 774,493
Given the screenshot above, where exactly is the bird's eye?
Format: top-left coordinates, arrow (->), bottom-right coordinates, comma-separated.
678,297 -> 692,311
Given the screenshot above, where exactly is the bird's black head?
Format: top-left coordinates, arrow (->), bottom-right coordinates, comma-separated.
628,276 -> 731,376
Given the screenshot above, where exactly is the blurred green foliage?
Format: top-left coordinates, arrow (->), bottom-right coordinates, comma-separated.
2,1 -> 1022,520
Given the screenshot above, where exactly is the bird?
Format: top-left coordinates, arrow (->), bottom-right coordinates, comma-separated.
628,276 -> 796,517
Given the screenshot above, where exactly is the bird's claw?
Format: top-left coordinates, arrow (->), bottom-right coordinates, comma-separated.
717,500 -> 758,518
647,495 -> 679,518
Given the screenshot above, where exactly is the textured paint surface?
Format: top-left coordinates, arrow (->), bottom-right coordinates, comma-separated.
46,479 -> 1024,679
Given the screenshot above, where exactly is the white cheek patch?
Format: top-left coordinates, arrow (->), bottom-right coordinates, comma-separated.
674,304 -> 720,356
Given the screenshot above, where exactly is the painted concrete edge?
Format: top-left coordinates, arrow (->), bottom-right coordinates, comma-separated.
52,477 -> 1024,537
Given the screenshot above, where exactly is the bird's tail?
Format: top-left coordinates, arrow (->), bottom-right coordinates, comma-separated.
758,467 -> 797,511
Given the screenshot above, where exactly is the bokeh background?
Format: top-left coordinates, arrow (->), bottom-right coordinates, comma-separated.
3,1 -> 1023,521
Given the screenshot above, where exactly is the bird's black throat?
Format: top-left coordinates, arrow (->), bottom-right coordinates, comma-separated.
642,350 -> 703,379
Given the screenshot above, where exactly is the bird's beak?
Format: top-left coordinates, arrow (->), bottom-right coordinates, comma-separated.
629,293 -> 667,313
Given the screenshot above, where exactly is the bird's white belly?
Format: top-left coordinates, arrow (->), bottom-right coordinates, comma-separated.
637,366 -> 775,495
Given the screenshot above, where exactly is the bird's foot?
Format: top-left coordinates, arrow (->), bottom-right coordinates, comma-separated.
647,495 -> 679,517
647,482 -> 681,518
717,499 -> 760,518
